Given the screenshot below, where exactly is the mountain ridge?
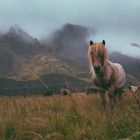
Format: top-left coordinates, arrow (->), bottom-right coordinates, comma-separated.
0,24 -> 139,95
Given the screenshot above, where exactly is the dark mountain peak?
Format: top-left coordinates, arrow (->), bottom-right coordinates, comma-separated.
63,23 -> 88,33
8,25 -> 24,36
44,23 -> 92,55
6,25 -> 35,44
8,26 -> 17,35
0,25 -> 45,57
58,23 -> 90,41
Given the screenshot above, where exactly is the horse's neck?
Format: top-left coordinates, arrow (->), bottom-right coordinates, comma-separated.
91,60 -> 114,80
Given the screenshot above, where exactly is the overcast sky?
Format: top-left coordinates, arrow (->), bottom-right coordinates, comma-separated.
0,0 -> 140,57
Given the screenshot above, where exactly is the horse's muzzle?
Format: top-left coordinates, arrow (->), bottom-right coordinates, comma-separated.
94,66 -> 101,73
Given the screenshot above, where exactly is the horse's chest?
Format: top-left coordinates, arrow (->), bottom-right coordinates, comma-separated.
94,77 -> 113,89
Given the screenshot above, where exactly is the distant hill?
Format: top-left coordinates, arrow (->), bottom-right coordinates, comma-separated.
42,23 -> 92,64
0,25 -> 45,56
0,25 -> 90,95
0,73 -> 90,96
110,52 -> 140,85
0,24 -> 139,95
10,54 -> 83,81
0,25 -> 47,78
42,23 -> 140,85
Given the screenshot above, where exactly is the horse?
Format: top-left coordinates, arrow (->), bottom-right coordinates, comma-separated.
88,40 -> 126,108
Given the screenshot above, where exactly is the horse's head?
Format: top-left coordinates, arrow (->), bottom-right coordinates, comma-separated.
88,40 -> 108,74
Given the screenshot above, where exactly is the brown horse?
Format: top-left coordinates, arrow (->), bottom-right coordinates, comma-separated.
88,40 -> 126,108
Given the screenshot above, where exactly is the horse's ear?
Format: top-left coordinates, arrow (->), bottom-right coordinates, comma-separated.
90,40 -> 94,46
102,40 -> 105,45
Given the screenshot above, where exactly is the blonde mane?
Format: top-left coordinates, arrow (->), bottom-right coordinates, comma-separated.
88,42 -> 109,62
88,42 -> 109,78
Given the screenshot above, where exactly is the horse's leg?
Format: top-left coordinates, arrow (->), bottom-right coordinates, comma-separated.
109,88 -> 124,109
107,85 -> 116,109
108,91 -> 116,110
112,92 -> 116,104
99,92 -> 107,110
118,88 -> 123,101
108,94 -> 113,107
115,88 -> 123,103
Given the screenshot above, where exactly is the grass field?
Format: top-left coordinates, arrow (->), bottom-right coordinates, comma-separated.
0,92 -> 140,140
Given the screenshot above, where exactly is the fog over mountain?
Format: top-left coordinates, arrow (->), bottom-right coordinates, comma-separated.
0,23 -> 139,96
43,23 -> 92,63
0,0 -> 140,57
0,0 -> 140,95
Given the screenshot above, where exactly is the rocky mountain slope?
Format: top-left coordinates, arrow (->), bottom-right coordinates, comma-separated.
0,24 -> 139,95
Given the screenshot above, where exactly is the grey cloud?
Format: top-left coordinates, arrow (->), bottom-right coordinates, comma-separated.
0,0 -> 140,56
0,0 -> 140,36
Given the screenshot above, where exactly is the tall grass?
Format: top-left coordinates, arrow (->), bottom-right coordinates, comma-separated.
0,92 -> 139,140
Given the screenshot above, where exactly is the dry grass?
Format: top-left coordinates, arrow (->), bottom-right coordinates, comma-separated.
0,92 -> 140,140
11,54 -> 80,81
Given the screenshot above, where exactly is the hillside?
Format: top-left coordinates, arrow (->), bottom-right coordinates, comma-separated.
0,26 -> 84,80
0,74 -> 90,96
9,54 -> 82,81
42,23 -> 91,63
0,26 -> 45,57
0,24 -> 139,95
43,23 -> 140,84
110,52 -> 140,85
0,25 -> 46,78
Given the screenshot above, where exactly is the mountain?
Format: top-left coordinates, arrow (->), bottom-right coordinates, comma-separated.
0,26 -> 46,78
7,25 -> 36,44
0,73 -> 89,96
0,25 -> 88,90
42,23 -> 94,80
42,23 -> 140,85
0,25 -> 46,57
110,52 -> 140,83
9,54 -> 84,81
0,24 -> 139,95
42,23 -> 93,65
0,46 -> 23,77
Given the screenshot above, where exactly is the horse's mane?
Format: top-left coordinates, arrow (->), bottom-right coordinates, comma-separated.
88,42 -> 109,63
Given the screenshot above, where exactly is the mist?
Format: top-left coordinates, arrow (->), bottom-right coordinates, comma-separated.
0,0 -> 140,57
43,23 -> 93,61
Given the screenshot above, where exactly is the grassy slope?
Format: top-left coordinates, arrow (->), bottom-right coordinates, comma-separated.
0,92 -> 140,140
9,54 -> 82,81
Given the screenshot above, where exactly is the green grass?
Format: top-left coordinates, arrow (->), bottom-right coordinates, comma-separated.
0,92 -> 139,140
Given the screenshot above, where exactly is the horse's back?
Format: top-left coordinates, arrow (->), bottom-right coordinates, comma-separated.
114,63 -> 126,88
